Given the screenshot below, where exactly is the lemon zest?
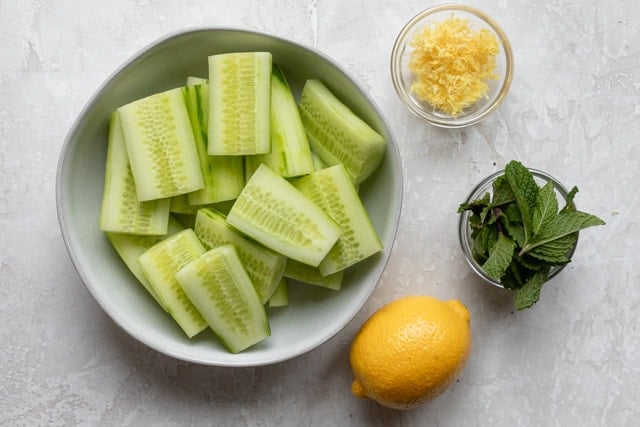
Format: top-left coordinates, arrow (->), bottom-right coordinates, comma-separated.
408,15 -> 500,117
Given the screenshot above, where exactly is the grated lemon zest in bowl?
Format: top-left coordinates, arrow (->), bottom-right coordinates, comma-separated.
408,14 -> 500,117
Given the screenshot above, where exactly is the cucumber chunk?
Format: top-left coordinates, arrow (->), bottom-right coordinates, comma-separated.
245,65 -> 314,178
208,52 -> 272,155
118,87 -> 204,201
175,244 -> 271,353
138,229 -> 208,338
226,164 -> 342,267
106,216 -> 184,309
186,76 -> 208,86
170,194 -> 201,215
194,208 -> 286,304
99,112 -> 170,235
299,79 -> 385,185
183,83 -> 245,205
266,278 -> 289,308
311,150 -> 328,171
284,259 -> 344,290
293,164 -> 382,276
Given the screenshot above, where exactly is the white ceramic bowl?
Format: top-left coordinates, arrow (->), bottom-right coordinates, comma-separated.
56,28 -> 402,367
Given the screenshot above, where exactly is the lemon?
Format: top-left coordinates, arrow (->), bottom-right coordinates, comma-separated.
349,295 -> 472,409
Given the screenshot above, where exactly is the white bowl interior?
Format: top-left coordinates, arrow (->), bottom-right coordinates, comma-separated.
56,28 -> 402,366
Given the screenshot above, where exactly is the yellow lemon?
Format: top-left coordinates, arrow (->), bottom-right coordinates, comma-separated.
349,295 -> 472,409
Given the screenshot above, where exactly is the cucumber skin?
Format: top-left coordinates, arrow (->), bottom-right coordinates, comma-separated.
298,79 -> 385,185
266,278 -> 289,308
175,244 -> 270,353
208,52 -> 272,156
245,65 -> 314,178
138,229 -> 208,338
194,208 -> 286,304
293,164 -> 382,276
183,83 -> 245,205
99,112 -> 170,235
226,164 -> 342,267
284,259 -> 344,290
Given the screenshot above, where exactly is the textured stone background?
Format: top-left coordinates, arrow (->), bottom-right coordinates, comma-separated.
1,0 -> 638,425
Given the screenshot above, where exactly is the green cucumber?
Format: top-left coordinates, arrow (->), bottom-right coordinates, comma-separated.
170,194 -> 201,215
186,76 -> 208,86
118,87 -> 204,201
183,83 -> 245,205
284,259 -> 344,290
194,208 -> 286,304
208,52 -> 272,155
245,65 -> 314,178
175,244 -> 270,353
226,164 -> 342,267
99,112 -> 170,235
311,150 -> 328,171
138,229 -> 208,338
106,216 -> 184,309
266,278 -> 289,308
293,164 -> 382,276
299,79 -> 385,185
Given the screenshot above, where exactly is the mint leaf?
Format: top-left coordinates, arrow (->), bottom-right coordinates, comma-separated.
491,175 -> 515,206
532,181 -> 558,235
516,254 -> 547,271
472,224 -> 499,262
482,234 -> 516,281
457,192 -> 490,214
514,271 -> 547,310
502,217 -> 525,247
522,210 -> 605,254
527,233 -> 578,264
503,202 -> 522,224
505,161 -> 538,239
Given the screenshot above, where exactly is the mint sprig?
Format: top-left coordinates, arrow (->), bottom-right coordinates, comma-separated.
458,161 -> 605,310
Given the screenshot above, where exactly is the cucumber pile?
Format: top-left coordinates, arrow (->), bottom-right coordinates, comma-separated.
100,51 -> 386,353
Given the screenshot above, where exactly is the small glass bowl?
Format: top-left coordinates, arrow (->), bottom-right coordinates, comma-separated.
391,4 -> 514,128
458,169 -> 576,288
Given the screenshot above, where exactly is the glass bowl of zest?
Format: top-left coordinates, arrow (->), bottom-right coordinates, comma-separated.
457,163 -> 604,310
391,4 -> 514,127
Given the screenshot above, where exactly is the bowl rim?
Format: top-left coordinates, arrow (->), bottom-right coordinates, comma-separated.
390,3 -> 514,128
458,168 -> 577,288
56,26 -> 403,366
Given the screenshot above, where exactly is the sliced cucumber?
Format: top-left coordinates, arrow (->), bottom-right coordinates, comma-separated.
118,87 -> 204,201
170,194 -> 201,215
183,83 -> 245,205
266,278 -> 289,308
175,244 -> 270,353
299,79 -> 385,185
138,229 -> 208,338
311,150 -> 328,171
99,112 -> 170,235
186,76 -> 208,86
245,65 -> 314,178
226,164 -> 342,267
106,216 -> 184,309
194,208 -> 286,304
208,52 -> 272,155
293,164 -> 382,276
284,259 -> 344,290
